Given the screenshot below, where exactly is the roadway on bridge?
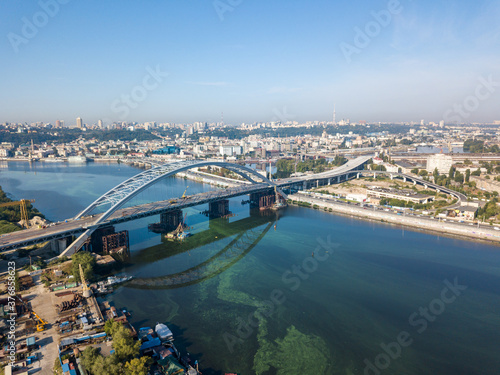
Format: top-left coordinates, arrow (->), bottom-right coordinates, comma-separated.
0,183 -> 272,253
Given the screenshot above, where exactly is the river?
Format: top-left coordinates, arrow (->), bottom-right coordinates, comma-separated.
1,161 -> 499,374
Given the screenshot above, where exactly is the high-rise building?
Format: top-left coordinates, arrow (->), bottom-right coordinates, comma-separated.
98,119 -> 103,128
76,117 -> 83,128
55,120 -> 61,128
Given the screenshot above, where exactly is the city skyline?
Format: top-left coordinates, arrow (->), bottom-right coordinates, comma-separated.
1,0 -> 499,124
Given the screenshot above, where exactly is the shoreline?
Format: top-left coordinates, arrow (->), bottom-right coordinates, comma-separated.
289,194 -> 500,246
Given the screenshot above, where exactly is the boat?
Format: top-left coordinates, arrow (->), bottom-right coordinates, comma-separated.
106,275 -> 133,286
270,201 -> 287,211
155,322 -> 174,341
67,155 -> 88,163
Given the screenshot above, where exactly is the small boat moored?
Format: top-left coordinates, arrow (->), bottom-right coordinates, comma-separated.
155,322 -> 174,341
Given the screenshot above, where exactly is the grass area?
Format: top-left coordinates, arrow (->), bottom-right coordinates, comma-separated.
0,219 -> 21,235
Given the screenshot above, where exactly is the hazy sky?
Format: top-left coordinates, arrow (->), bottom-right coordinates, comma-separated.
1,0 -> 499,125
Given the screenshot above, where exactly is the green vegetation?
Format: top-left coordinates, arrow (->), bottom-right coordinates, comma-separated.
81,320 -> 149,375
478,199 -> 500,221
0,220 -> 20,235
464,139 -> 500,153
71,251 -> 96,282
274,156 -> 347,179
0,185 -> 44,233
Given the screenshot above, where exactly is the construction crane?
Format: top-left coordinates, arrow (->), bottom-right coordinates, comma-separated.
182,186 -> 189,199
0,199 -> 35,228
15,296 -> 48,332
79,263 -> 92,298
32,311 -> 48,332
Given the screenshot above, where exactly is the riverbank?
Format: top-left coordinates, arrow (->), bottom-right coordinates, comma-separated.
289,193 -> 500,245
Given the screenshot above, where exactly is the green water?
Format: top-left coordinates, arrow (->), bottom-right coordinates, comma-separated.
2,162 -> 500,374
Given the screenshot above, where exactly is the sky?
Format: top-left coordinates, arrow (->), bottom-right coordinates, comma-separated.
1,0 -> 499,125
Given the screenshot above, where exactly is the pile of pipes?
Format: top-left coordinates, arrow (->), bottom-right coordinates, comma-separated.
56,294 -> 84,312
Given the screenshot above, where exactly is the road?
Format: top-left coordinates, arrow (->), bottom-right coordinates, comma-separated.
291,193 -> 500,243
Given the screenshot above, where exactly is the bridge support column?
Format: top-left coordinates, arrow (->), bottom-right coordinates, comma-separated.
413,180 -> 416,185
373,173 -> 376,178
357,173 -> 360,179
337,176 -> 341,183
424,184 -> 428,189
209,199 -> 230,218
88,225 -> 116,253
328,178 -> 331,185
390,174 -> 393,180
160,210 -> 183,231
51,238 -> 70,254
303,181 -> 307,190
403,177 -> 406,182
102,230 -> 130,256
317,180 -> 320,188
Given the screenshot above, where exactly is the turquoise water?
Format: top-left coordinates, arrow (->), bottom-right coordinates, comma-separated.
1,161 -> 500,374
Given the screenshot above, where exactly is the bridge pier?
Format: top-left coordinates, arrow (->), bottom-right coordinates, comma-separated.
357,173 -> 360,179
328,178 -> 331,185
209,199 -> 230,218
51,237 -> 71,254
413,180 -> 416,185
337,176 -> 341,183
87,225 -> 115,253
403,177 -> 407,182
390,174 -> 393,180
161,209 -> 183,231
102,230 -> 130,256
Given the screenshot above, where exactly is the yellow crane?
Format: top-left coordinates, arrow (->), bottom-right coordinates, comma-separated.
15,296 -> 47,331
182,186 -> 189,199
32,311 -> 48,332
0,199 -> 35,228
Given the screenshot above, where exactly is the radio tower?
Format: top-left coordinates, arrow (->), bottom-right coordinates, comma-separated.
221,112 -> 224,127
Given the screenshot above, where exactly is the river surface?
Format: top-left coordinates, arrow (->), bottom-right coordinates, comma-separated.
1,161 -> 500,375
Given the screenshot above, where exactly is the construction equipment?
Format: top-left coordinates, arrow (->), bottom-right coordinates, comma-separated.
181,186 -> 189,199
15,296 -> 48,331
0,199 -> 35,228
79,263 -> 92,298
32,311 -> 48,332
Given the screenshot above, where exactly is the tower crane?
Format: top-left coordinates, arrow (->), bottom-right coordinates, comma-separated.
182,186 -> 189,199
79,263 -> 92,298
0,199 -> 35,228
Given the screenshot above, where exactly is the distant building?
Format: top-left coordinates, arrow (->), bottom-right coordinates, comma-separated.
426,154 -> 453,174
367,187 -> 433,204
152,146 -> 180,155
76,117 -> 83,128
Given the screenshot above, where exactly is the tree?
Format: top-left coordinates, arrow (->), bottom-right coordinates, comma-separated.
71,251 -> 96,282
465,169 -> 470,183
113,324 -> 140,361
81,346 -> 100,373
125,357 -> 151,375
454,172 -> 464,184
419,170 -> 428,177
448,166 -> 455,178
471,168 -> 481,177
411,168 -> 419,174
433,168 -> 439,183
104,319 -> 122,336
